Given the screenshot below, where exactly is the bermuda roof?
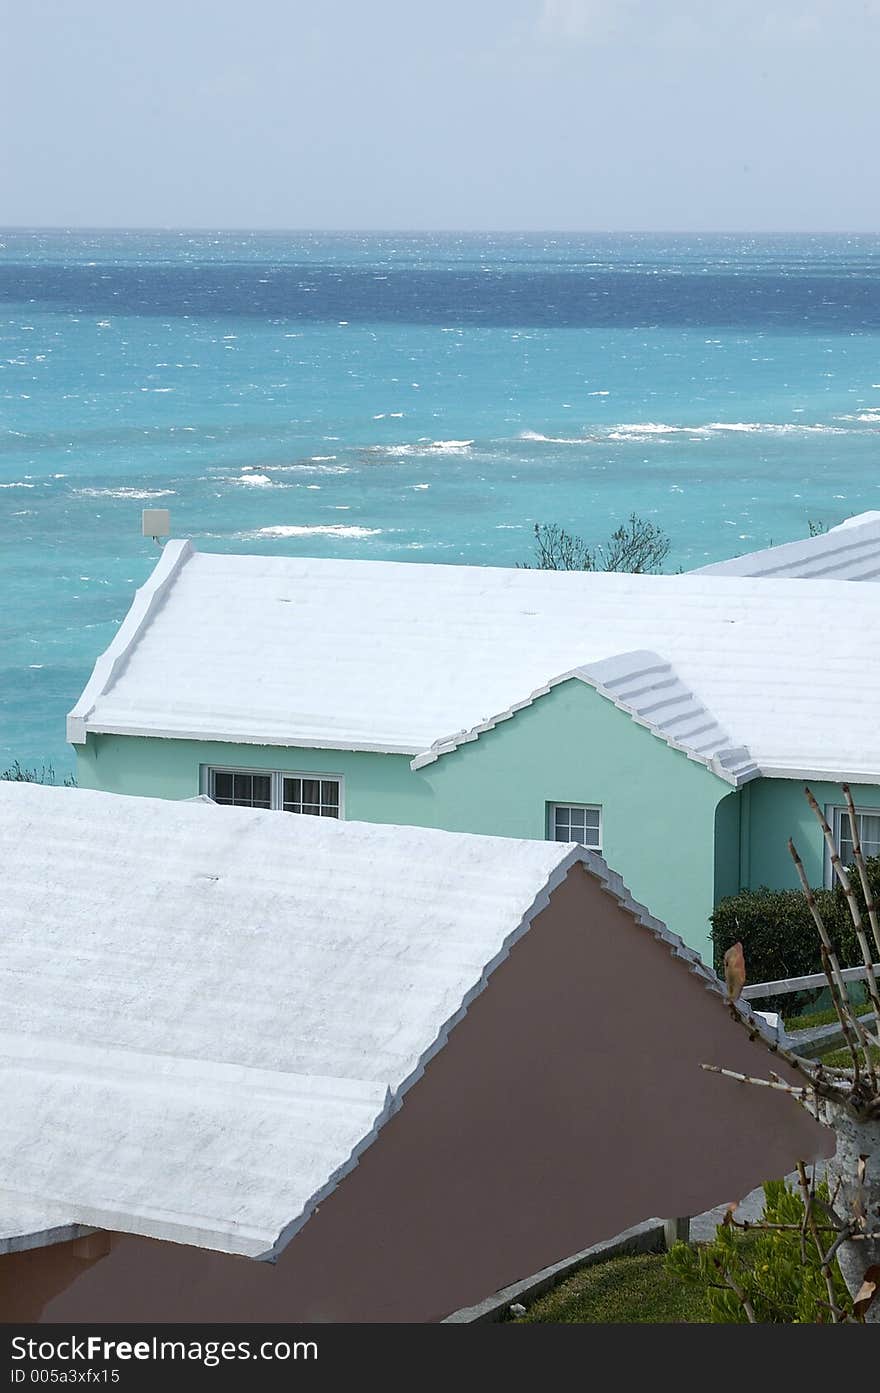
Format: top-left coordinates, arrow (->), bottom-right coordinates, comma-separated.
0,783 -> 723,1260
693,511 -> 880,581
68,540 -> 880,785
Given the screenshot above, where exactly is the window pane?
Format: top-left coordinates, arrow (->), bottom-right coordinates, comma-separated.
210,769 -> 272,809
552,805 -> 600,847
282,775 -> 341,818
212,770 -> 234,804
860,813 -> 880,857
239,773 -> 270,808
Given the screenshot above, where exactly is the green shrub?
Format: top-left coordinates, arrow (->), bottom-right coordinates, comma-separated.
711,856 -> 880,1003
666,1179 -> 852,1324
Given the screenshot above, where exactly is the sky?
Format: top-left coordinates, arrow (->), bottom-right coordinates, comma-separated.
1,0 -> 878,231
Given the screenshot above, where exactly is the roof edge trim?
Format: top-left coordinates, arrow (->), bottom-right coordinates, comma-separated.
410,667 -> 757,787
80,722 -> 423,756
264,844 -> 780,1263
66,540 -> 194,745
264,843 -> 586,1262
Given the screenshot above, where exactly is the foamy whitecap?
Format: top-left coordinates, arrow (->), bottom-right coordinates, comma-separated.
607,420 -> 704,431
429,440 -> 473,453
520,430 -> 588,445
234,473 -> 274,486
256,524 -> 381,539
367,439 -> 473,457
264,462 -> 349,476
707,422 -> 847,435
0,482 -> 36,489
74,487 -> 176,500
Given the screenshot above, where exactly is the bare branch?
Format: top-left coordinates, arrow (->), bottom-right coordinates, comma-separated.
788,835 -> 869,1084
843,783 -> 880,964
808,787 -> 880,1037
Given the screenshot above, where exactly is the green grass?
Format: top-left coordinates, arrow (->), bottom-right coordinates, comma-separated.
818,1042 -> 880,1069
783,1001 -> 874,1032
513,1249 -> 710,1324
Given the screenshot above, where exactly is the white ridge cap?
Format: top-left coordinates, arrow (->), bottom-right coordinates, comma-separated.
692,512 -> 880,581
412,650 -> 759,784
66,539 -> 193,744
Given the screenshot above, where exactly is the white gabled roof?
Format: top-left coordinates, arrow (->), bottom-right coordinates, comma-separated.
69,541 -> 880,785
692,511 -> 880,581
0,784 -> 593,1259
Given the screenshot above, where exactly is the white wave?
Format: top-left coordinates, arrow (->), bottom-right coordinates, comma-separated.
256,525 -> 381,539
367,439 -> 472,457
607,431 -> 663,442
519,430 -> 586,445
233,473 -> 274,486
707,421 -> 847,435
708,422 -> 767,433
74,487 -> 176,500
615,423 -> 706,435
0,481 -> 35,489
264,462 -> 349,476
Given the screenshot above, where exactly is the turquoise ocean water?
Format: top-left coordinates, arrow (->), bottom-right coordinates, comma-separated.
2,231 -> 879,773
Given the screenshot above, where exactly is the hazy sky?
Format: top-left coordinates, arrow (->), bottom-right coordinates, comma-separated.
2,0 -> 878,230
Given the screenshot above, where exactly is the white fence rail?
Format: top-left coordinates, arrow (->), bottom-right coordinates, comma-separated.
741,962 -> 880,1001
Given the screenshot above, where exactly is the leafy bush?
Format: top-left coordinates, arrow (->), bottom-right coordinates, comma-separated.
1,760 -> 76,787
711,856 -> 880,1002
666,1179 -> 852,1324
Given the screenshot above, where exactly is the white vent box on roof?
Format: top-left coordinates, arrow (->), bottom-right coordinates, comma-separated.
142,508 -> 170,539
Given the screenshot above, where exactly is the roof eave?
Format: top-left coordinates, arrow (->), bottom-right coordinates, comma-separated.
78,721 -> 424,757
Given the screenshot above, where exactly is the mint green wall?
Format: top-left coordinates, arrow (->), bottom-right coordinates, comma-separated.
75,734 -> 436,825
412,681 -> 732,960
745,778 -> 880,891
713,789 -> 741,905
77,678 -> 733,961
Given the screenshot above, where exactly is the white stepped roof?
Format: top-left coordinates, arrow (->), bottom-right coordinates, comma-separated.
69,540 -> 880,785
693,511 -> 880,581
412,650 -> 758,781
0,782 -> 614,1259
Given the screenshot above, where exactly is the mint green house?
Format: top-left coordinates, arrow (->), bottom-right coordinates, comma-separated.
68,540 -> 880,962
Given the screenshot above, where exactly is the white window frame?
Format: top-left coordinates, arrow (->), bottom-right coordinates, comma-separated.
548,802 -> 603,850
825,804 -> 880,887
201,766 -> 345,819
